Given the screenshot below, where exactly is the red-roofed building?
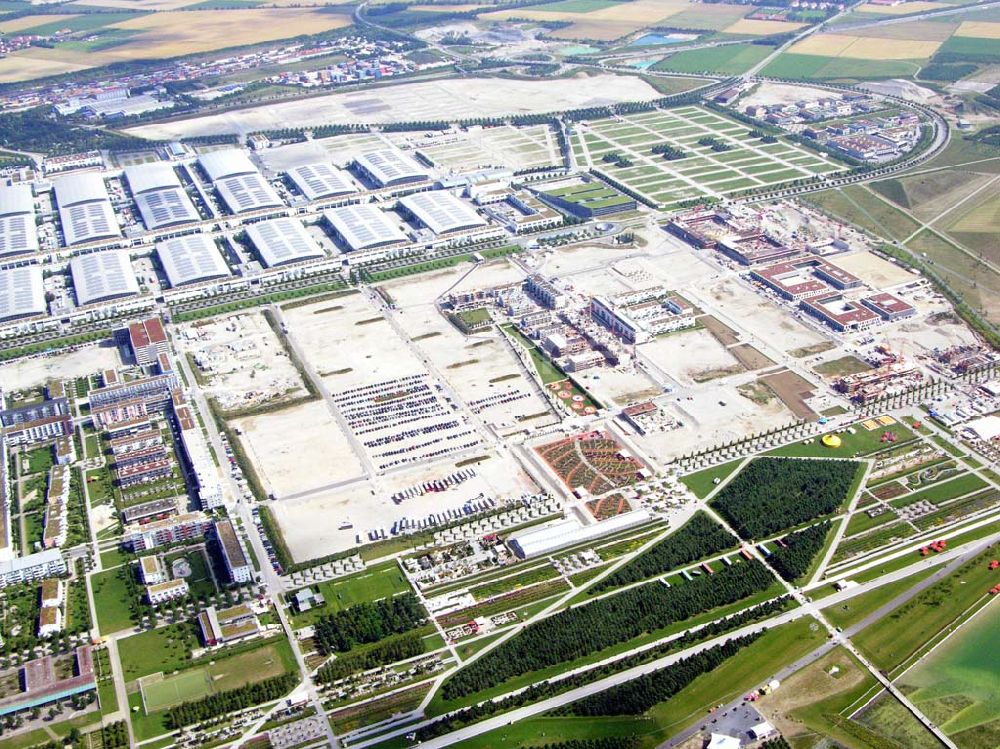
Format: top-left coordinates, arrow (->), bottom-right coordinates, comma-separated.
800,294 -> 880,332
861,292 -> 916,321
127,317 -> 168,366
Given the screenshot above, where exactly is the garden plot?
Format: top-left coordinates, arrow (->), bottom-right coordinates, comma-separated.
176,313 -> 307,413
234,400 -> 364,498
270,451 -> 537,560
572,105 -> 845,208
534,429 -> 646,495
393,124 -> 560,173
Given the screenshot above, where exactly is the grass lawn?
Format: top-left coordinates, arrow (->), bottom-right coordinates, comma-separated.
128,690 -> 170,742
844,507 -> 898,536
100,546 -> 131,570
803,185 -> 922,243
889,472 -> 987,508
852,548 -> 1000,672
448,617 -> 826,749
502,324 -> 566,384
98,680 -> 119,715
164,548 -> 215,599
814,355 -> 872,378
680,459 -> 744,499
289,560 -> 412,627
118,622 -> 200,681
141,668 -> 210,712
23,445 -> 53,475
769,419 -> 916,459
91,566 -> 137,634
822,565 -> 938,631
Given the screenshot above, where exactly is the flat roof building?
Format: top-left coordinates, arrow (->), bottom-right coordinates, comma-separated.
800,293 -> 881,332
69,250 -> 139,306
214,519 -> 252,584
215,173 -> 283,215
127,316 -> 168,366
125,162 -> 199,230
398,191 -> 486,236
245,217 -> 325,268
353,149 -> 429,188
861,292 -> 917,321
508,509 -> 651,559
324,204 -> 408,252
54,172 -> 120,246
198,149 -> 256,182
0,184 -> 38,257
287,163 -> 357,201
156,234 -> 231,287
0,265 -> 45,321
0,548 -> 65,588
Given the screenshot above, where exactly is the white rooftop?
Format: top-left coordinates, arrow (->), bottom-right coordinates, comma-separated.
70,250 -> 139,306
125,162 -> 181,195
135,187 -> 199,230
966,414 -> 1000,442
215,173 -> 283,214
354,149 -> 428,187
399,191 -> 486,235
53,172 -> 109,207
0,265 -> 44,321
0,184 -> 33,217
324,204 -> 407,251
199,149 -> 257,182
246,217 -> 325,268
287,163 -> 357,202
508,509 -> 651,559
60,201 -> 120,246
156,234 -> 231,287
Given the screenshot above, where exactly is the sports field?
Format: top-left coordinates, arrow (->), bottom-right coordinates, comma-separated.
139,642 -> 292,712
570,105 -> 845,208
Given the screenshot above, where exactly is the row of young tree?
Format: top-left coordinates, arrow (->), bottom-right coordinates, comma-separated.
316,631 -> 425,684
418,596 -> 790,739
712,458 -> 860,539
651,143 -> 687,160
442,559 -> 775,700
165,674 -> 298,729
592,512 -> 735,593
697,136 -> 731,152
767,521 -> 832,582
560,634 -> 762,716
313,593 -> 425,654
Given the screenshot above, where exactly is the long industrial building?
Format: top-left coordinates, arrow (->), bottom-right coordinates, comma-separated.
69,250 -> 140,306
508,508 -> 652,559
54,172 -> 121,246
353,149 -> 429,188
245,217 -> 325,268
397,191 -> 486,236
156,234 -> 232,287
125,162 -> 200,230
0,184 -> 38,257
199,150 -> 282,215
0,265 -> 45,322
324,204 -> 408,252
287,163 -> 357,201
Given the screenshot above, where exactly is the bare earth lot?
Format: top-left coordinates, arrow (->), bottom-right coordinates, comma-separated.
235,400 -> 364,499
0,345 -> 119,390
126,74 -> 661,139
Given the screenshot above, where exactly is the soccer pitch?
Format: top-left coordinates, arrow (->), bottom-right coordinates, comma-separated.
140,669 -> 212,712
569,105 -> 847,209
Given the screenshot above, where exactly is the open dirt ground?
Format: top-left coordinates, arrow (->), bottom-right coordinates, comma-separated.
176,312 -> 307,413
834,250 -> 917,289
234,400 -> 364,498
0,344 -> 120,390
789,34 -> 941,59
639,328 -> 743,387
126,74 -> 662,140
271,451 -> 538,560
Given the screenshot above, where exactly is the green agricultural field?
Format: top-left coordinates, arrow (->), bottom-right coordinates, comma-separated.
762,52 -> 923,80
14,11 -> 144,36
654,43 -> 773,75
289,560 -> 412,626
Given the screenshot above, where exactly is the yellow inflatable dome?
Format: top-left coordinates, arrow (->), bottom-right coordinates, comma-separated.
821,434 -> 842,448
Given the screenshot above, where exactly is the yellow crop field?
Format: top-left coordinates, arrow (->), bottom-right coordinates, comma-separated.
94,8 -> 352,60
955,21 -> 1000,38
852,20 -> 958,41
790,33 -> 941,59
0,49 -> 91,82
0,14 -> 79,32
410,3 -> 487,9
724,18 -> 804,35
484,0 -> 685,40
856,0 -> 946,13
68,0 -> 203,9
